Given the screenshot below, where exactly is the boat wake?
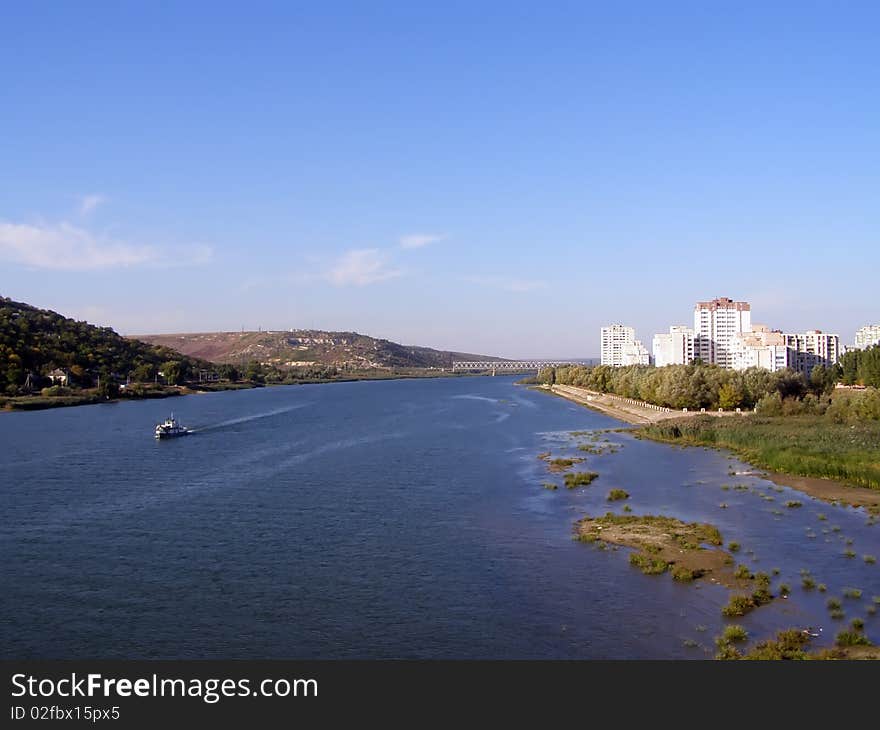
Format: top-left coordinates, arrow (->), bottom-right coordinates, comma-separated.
190,403 -> 310,433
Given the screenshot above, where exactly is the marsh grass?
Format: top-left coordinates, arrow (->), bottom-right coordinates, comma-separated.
564,471 -> 599,489
641,415 -> 880,491
785,500 -> 803,508
843,588 -> 863,599
728,541 -> 740,552
864,555 -> 877,564
607,488 -> 629,501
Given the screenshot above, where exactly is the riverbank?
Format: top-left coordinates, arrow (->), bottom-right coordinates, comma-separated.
543,383 -> 880,515
0,370 -> 476,412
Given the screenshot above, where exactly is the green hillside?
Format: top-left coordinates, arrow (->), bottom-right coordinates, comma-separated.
0,296 -> 206,395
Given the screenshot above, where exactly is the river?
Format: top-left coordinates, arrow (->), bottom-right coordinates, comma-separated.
1,376 -> 877,658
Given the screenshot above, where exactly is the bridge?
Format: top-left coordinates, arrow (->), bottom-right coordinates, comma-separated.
452,360 -> 581,374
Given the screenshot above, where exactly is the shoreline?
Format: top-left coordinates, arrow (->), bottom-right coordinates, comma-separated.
543,383 -> 880,515
0,371 -> 476,413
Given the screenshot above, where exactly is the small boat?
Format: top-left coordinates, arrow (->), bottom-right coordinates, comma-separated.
154,414 -> 190,439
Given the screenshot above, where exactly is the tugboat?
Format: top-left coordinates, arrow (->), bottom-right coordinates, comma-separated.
154,414 -> 190,439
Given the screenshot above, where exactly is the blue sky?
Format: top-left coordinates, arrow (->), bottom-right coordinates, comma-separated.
1,2 -> 878,357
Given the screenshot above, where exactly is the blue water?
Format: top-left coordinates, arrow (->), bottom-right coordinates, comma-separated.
1,376 -> 877,658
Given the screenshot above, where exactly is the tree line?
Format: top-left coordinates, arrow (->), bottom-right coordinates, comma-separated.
537,359 -> 858,412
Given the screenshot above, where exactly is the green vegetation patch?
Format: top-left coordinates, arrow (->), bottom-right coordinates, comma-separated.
564,471 -> 599,489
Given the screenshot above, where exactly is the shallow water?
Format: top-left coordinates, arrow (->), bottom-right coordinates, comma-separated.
1,376 -> 877,658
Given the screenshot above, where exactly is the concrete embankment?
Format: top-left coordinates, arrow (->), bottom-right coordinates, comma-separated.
548,384 -> 683,425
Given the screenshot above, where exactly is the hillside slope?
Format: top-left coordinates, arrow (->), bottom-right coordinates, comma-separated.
0,296 -> 206,393
136,330 -> 502,370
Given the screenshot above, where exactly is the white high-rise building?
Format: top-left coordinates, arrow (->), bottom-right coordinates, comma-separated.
652,325 -> 695,367
621,340 -> 651,366
784,330 -> 840,376
730,326 -> 791,372
601,324 -> 637,367
693,297 -> 752,368
855,324 -> 880,350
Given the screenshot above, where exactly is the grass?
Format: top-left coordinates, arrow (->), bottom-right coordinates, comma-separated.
843,588 -> 863,599
742,629 -> 810,660
779,583 -> 791,596
785,500 -> 803,508
772,567 -> 780,575
542,482 -> 558,490
622,504 -> 632,513
817,513 -> 827,521
607,488 -> 629,501
827,597 -> 843,611
844,549 -> 856,559
734,564 -> 753,580
728,541 -> 741,552
547,457 -> 584,472
720,625 -> 749,643
851,618 -> 865,631
818,583 -> 827,592
640,415 -> 880,492
564,471 -> 599,489
629,552 -> 668,575
835,630 -> 871,647
830,609 -> 845,620
864,555 -> 877,564
671,566 -> 702,582
801,576 -> 816,590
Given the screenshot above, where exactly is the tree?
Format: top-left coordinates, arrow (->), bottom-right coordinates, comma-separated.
160,360 -> 184,385
717,382 -> 743,410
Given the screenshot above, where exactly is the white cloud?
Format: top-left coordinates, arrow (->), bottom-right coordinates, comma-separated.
399,233 -> 445,250
0,220 -> 213,271
78,194 -> 107,216
463,275 -> 547,293
326,248 -> 403,287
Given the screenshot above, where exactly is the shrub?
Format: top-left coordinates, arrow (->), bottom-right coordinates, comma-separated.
721,625 -> 748,644
836,631 -> 870,647
607,488 -> 629,501
672,566 -> 702,582
629,552 -> 668,575
722,595 -> 756,617
564,472 -> 599,489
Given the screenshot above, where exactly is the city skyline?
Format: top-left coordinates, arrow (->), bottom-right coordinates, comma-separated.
1,3 -> 879,358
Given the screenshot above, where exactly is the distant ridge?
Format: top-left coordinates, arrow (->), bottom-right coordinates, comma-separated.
135,330 -> 504,370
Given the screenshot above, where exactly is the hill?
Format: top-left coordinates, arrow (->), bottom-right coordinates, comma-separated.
136,330 -> 501,370
0,296 -> 207,394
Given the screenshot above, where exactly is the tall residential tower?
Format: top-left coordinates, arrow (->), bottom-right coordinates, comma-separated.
693,297 -> 751,368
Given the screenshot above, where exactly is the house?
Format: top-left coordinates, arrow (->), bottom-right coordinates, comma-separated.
47,368 -> 68,386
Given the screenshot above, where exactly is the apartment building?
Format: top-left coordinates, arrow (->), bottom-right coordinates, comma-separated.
855,324 -> 880,350
601,325 -> 649,367
693,297 -> 751,367
784,330 -> 840,376
730,326 -> 790,372
652,325 -> 695,367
